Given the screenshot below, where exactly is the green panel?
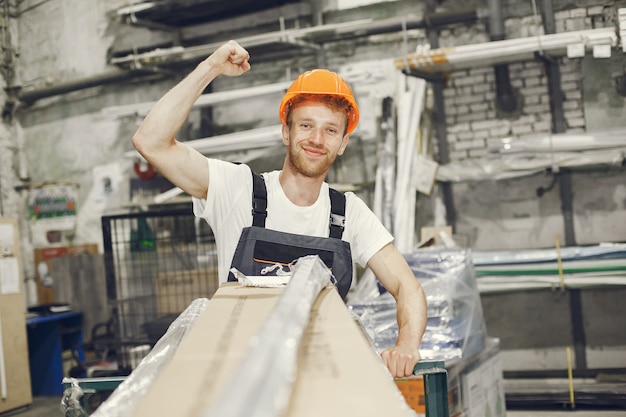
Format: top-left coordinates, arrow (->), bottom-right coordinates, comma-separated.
413,361 -> 450,417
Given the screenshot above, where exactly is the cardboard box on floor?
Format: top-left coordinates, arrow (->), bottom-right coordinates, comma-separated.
131,282 -> 414,417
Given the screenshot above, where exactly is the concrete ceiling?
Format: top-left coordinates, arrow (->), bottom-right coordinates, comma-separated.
125,0 -> 306,27
111,1 -> 316,69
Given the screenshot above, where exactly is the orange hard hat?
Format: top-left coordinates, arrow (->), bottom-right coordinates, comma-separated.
279,69 -> 360,134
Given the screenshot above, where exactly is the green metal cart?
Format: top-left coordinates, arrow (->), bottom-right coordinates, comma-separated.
413,360 -> 450,417
62,362 -> 449,417
62,376 -> 125,417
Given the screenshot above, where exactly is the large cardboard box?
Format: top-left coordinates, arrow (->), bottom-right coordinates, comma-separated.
446,338 -> 506,417
34,244 -> 98,304
131,282 -> 415,417
395,376 -> 427,414
0,218 -> 32,413
459,342 -> 507,417
155,268 -> 219,315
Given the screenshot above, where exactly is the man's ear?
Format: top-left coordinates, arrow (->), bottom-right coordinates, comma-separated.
281,124 -> 290,145
337,134 -> 350,156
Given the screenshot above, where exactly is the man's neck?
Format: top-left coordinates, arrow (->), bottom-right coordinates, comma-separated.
278,168 -> 326,206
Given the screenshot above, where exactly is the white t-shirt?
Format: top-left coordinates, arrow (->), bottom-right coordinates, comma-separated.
193,158 -> 393,284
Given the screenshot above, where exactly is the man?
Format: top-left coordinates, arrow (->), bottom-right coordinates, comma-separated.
132,40 -> 427,378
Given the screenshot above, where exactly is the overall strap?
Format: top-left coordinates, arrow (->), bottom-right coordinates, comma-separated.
249,170 -> 346,238
251,172 -> 268,227
328,188 -> 346,239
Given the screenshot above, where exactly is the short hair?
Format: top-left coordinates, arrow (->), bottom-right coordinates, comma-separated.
285,94 -> 353,135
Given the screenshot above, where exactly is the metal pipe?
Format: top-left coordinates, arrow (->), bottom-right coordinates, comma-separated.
494,64 -> 518,112
558,169 -> 577,243
540,14 -> 567,133
425,0 -> 457,231
536,21 -> 582,399
538,0 -> 576,247
488,0 -> 518,113
487,0 -> 504,36
319,10 -> 480,42
16,69 -> 156,104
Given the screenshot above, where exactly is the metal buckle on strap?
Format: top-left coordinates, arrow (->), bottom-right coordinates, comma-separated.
252,197 -> 267,217
329,213 -> 345,228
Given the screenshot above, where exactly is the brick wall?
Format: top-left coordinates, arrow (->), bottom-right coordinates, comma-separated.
435,5 -> 615,163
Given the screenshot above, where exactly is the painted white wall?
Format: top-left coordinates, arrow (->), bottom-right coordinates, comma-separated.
16,0 -> 117,85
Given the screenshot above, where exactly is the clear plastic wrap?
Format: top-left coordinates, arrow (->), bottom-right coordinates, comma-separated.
201,255 -> 332,417
349,248 -> 487,363
436,148 -> 626,182
490,129 -> 626,154
436,128 -> 626,182
61,379 -> 87,417
61,297 -> 210,417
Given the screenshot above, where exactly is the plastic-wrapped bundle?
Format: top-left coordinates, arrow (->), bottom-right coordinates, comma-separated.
471,243 -> 626,292
349,248 -> 487,362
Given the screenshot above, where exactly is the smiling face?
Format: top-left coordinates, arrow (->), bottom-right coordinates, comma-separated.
282,98 -> 350,179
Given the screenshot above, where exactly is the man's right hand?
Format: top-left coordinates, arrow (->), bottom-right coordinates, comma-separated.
206,40 -> 251,77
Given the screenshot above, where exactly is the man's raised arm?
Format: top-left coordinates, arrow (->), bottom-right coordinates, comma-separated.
132,40 -> 251,199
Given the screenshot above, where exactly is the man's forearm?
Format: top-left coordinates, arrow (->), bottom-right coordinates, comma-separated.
368,243 -> 427,348
368,243 -> 429,378
395,281 -> 427,349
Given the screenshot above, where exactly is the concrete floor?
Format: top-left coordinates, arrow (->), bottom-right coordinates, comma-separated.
3,397 -> 64,417
2,396 -> 626,417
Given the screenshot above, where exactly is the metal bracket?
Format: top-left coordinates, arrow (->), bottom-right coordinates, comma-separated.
413,360 -> 450,417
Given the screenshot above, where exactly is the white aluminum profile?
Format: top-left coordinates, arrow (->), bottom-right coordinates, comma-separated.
393,74 -> 427,253
394,27 -> 618,73
0,313 -> 6,400
184,124 -> 283,154
102,81 -> 292,119
124,124 -> 283,161
115,2 -> 158,16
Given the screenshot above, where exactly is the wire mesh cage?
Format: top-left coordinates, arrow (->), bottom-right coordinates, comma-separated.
101,204 -> 218,367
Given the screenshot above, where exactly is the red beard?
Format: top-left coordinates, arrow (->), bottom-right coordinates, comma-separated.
287,142 -> 338,178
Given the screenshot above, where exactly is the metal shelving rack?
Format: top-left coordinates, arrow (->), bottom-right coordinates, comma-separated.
101,204 -> 218,367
